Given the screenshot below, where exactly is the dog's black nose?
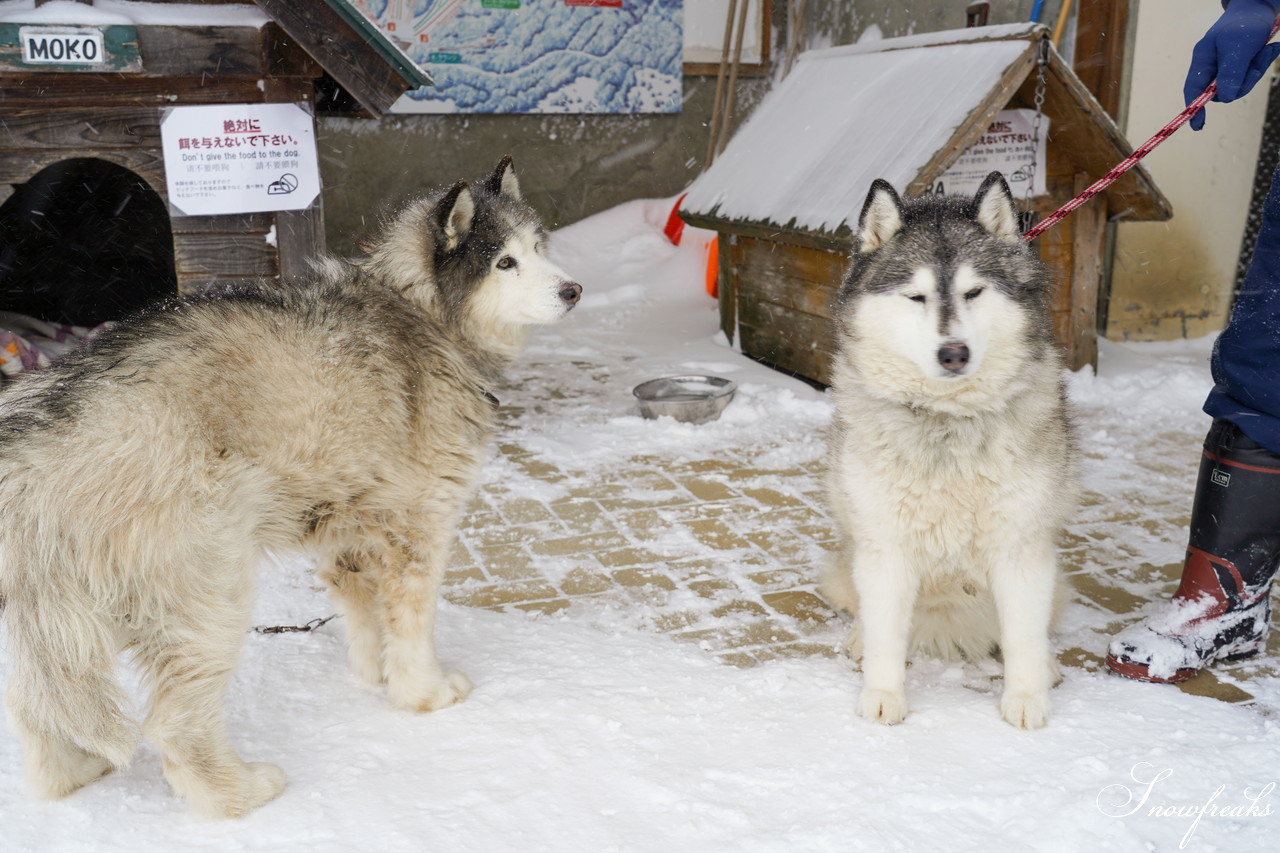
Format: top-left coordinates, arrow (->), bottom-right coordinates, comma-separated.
559,282 -> 582,306
937,343 -> 970,373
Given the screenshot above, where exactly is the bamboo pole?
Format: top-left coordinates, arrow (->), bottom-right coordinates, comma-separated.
784,0 -> 809,78
704,0 -> 739,169
1052,0 -> 1074,47
713,0 -> 752,160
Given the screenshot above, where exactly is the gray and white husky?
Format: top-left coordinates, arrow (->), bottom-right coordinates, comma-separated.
0,157 -> 581,816
821,173 -> 1078,729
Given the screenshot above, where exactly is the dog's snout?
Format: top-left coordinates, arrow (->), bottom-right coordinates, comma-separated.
937,343 -> 970,373
559,282 -> 583,306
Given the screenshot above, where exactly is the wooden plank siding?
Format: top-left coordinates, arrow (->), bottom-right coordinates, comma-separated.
724,235 -> 844,386
0,148 -> 167,194
173,233 -> 279,277
176,276 -> 278,297
0,107 -> 164,148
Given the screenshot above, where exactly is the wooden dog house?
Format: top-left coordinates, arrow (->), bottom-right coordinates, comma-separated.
679,23 -> 1172,380
0,0 -> 428,327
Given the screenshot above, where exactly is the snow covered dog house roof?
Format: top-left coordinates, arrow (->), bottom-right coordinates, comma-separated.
680,23 -> 1171,248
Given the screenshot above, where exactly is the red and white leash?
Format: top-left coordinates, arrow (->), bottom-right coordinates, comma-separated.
1022,19 -> 1280,242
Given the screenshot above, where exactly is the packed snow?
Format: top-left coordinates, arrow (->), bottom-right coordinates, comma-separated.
1,198 -> 1278,851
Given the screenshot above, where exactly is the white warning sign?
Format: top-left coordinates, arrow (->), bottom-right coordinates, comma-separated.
160,103 -> 320,217
934,108 -> 1049,198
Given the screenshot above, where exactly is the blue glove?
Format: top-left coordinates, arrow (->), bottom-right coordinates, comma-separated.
1184,0 -> 1280,130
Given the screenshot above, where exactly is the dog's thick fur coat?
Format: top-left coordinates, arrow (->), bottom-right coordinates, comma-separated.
822,173 -> 1077,729
0,158 -> 580,815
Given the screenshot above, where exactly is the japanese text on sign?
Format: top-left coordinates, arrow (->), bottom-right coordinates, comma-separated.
160,103 -> 320,217
934,109 -> 1049,198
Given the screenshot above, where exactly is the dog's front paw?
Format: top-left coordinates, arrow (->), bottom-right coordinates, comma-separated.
390,669 -> 472,713
1001,690 -> 1051,729
857,688 -> 908,725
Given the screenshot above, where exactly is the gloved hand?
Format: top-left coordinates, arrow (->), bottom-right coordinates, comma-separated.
1184,0 -> 1280,130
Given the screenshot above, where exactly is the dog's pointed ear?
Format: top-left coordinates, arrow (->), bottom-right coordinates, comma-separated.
973,172 -> 1020,244
857,180 -> 904,253
437,181 -> 474,251
485,155 -> 521,201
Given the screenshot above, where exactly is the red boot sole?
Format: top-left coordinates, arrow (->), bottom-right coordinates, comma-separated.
1105,653 -> 1196,684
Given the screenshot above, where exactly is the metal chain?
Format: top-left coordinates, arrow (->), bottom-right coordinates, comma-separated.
1024,37 -> 1050,217
254,614 -> 338,635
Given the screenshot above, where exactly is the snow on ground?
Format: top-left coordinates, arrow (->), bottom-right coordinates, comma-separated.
2,198 -> 1279,851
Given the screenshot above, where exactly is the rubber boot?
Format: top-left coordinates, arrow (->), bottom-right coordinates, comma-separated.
1107,420 -> 1280,683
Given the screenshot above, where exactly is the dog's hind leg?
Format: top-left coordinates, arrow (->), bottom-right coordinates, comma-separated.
375,522 -> 471,714
318,551 -> 385,685
134,564 -> 286,818
818,550 -> 863,656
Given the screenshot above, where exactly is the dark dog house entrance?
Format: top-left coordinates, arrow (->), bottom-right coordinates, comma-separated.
0,157 -> 175,327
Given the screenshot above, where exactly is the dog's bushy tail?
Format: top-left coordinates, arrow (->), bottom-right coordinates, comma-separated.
911,591 -> 1001,661
0,509 -> 138,771
2,585 -> 138,769
818,550 -> 1004,662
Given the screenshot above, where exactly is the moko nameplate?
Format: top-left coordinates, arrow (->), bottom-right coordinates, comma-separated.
0,24 -> 142,72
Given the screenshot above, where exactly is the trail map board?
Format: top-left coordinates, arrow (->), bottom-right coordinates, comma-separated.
353,0 -> 682,114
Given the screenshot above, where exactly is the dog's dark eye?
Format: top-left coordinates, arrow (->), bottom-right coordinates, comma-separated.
964,287 -> 984,300
496,256 -> 517,270
907,294 -> 926,303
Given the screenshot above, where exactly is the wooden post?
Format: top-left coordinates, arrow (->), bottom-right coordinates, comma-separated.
276,207 -> 327,280
1069,172 -> 1106,369
1073,0 -> 1131,121
718,234 -> 737,345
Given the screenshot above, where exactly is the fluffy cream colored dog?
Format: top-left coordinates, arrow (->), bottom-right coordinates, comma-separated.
0,158 -> 581,816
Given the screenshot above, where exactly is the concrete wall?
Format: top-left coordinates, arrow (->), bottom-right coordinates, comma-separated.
316,77 -> 771,255
1107,1 -> 1272,341
314,1 -> 1043,255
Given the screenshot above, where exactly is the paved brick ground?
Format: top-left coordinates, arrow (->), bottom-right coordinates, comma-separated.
440,360 -> 1277,707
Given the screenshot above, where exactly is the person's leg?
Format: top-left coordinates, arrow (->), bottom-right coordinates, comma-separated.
1203,160 -> 1280,453
1108,421 -> 1280,681
1108,159 -> 1280,683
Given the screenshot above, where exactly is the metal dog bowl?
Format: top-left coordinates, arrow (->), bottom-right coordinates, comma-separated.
633,375 -> 737,424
